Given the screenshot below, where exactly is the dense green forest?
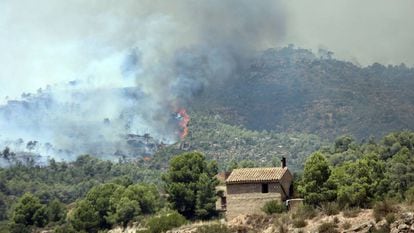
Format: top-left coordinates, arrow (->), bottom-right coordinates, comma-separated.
299,131 -> 414,206
1,132 -> 414,232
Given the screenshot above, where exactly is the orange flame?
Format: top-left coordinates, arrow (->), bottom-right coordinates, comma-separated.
177,108 -> 190,139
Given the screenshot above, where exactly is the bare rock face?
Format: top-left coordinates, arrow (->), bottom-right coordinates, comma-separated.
390,212 -> 414,233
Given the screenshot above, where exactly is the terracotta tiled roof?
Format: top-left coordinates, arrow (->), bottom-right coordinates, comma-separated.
226,167 -> 288,184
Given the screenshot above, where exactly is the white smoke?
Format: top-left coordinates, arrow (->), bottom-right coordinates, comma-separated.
0,0 -> 286,160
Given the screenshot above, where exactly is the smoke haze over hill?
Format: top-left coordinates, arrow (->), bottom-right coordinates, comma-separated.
0,0 -> 286,159
0,0 -> 414,161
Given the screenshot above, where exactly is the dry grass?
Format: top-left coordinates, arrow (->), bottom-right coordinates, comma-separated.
343,207 -> 361,218
373,200 -> 398,222
317,221 -> 339,233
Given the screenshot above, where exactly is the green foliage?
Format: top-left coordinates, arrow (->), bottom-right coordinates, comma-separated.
70,182 -> 161,232
0,153 -> 160,224
139,211 -> 187,233
298,152 -> 336,205
9,222 -> 31,233
153,112 -> 328,172
262,200 -> 286,215
301,132 -> 414,207
47,199 -> 67,223
405,186 -> 414,204
334,135 -> 355,153
53,223 -> 77,233
196,224 -> 231,233
163,152 -> 218,219
12,193 -> 48,227
70,200 -> 100,232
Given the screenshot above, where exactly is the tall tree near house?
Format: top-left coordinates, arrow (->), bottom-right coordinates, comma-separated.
298,152 -> 336,205
163,152 -> 219,219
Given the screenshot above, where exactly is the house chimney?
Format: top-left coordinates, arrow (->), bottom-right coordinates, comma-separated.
281,157 -> 286,168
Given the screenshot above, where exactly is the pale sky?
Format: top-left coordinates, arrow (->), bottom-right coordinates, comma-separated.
1,0 -> 413,101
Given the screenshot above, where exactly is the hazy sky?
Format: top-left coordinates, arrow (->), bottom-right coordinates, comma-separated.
283,0 -> 414,66
1,0 -> 413,100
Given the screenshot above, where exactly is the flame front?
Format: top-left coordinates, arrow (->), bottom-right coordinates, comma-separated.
177,108 -> 190,139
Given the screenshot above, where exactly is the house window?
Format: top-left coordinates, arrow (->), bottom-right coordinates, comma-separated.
221,197 -> 227,209
262,183 -> 269,193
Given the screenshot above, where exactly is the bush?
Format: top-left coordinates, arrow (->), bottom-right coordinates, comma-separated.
373,200 -> 397,222
317,222 -> 338,233
322,202 -> 340,216
385,213 -> 396,224
277,224 -> 289,233
142,211 -> 187,233
196,224 -> 231,233
371,225 -> 390,233
293,205 -> 318,220
54,224 -> 77,233
405,186 -> 414,204
342,221 -> 351,230
9,223 -> 31,233
343,207 -> 360,218
292,218 -> 307,228
262,200 -> 286,215
333,216 -> 339,224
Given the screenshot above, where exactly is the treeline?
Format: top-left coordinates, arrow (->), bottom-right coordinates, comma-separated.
1,152 -> 220,233
298,131 -> 414,207
0,154 -> 161,229
2,131 -> 414,232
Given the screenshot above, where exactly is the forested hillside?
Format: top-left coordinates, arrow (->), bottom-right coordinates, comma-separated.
152,112 -> 327,172
191,46 -> 414,139
1,132 -> 414,232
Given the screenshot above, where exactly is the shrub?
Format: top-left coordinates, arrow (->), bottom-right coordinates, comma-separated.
371,225 -> 390,233
277,224 -> 289,233
385,213 -> 396,224
322,202 -> 340,216
342,221 -> 351,230
317,222 -> 338,233
405,186 -> 414,204
196,224 -> 231,233
333,216 -> 339,224
343,207 -> 360,218
262,200 -> 286,215
373,200 -> 397,222
54,224 -> 77,233
292,218 -> 307,228
293,204 -> 318,220
142,211 -> 187,233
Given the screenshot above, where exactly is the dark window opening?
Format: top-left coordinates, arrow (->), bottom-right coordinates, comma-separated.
262,183 -> 269,193
221,197 -> 227,209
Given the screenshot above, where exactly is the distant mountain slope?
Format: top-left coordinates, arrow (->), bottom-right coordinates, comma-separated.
192,46 -> 414,139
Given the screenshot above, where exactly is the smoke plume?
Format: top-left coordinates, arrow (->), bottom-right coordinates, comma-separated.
0,0 -> 286,161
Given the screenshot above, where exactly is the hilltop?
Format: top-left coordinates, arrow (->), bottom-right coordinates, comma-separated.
191,46 -> 414,140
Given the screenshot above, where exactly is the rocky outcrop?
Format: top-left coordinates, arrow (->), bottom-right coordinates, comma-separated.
343,221 -> 375,233
390,212 -> 414,233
